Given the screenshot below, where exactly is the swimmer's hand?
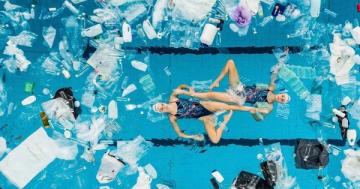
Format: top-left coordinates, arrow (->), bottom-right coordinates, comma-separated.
174,87 -> 195,96
191,134 -> 205,141
209,80 -> 219,91
249,107 -> 257,114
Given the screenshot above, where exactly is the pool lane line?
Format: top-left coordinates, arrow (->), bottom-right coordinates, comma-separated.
101,138 -> 352,147
123,46 -> 321,55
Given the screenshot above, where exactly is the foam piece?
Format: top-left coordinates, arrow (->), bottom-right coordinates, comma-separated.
21,95 -> 36,106
108,100 -> 118,119
0,128 -> 57,188
347,129 -> 357,146
131,60 -> 148,72
310,0 -> 321,18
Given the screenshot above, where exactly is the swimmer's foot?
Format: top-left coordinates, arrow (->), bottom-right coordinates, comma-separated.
209,80 -> 220,91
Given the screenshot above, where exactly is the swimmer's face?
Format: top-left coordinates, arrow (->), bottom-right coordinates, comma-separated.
154,103 -> 170,113
276,93 -> 290,103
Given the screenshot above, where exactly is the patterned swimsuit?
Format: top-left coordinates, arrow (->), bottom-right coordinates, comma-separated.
173,98 -> 213,119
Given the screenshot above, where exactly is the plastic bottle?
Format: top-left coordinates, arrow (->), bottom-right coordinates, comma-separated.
63,0 -> 80,15
258,2 -> 264,17
200,23 -> 219,46
323,8 -> 337,18
121,76 -> 128,90
259,16 -> 273,27
30,4 -> 35,19
122,21 -> 132,43
62,69 -> 71,79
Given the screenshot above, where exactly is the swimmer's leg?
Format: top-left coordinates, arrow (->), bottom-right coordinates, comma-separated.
210,59 -> 240,90
200,116 -> 225,144
200,101 -> 254,112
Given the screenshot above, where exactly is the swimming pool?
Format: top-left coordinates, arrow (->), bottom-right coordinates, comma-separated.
0,0 -> 360,188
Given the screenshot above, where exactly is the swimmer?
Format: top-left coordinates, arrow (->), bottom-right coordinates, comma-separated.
176,59 -> 290,120
153,84 -> 255,144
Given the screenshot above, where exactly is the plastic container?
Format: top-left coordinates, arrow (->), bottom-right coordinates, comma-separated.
122,22 -> 132,43
212,170 -> 224,183
24,82 -> 35,93
200,23 -> 218,46
143,19 -> 157,40
333,108 -> 346,118
131,60 -> 148,72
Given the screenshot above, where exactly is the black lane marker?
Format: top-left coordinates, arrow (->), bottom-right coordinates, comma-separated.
122,46 -> 321,55
104,138 -> 351,147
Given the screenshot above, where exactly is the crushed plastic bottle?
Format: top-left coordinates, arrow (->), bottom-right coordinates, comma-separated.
139,74 -> 156,94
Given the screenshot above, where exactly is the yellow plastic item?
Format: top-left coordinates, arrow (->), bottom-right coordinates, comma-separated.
40,112 -> 50,128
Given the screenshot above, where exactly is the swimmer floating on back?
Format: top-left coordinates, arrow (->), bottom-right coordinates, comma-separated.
153,84 -> 256,144
176,59 -> 291,121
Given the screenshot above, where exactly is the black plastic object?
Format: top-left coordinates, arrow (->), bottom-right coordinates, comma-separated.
336,106 -> 349,140
260,161 -> 277,186
294,139 -> 329,169
271,3 -> 287,17
232,171 -> 273,189
54,87 -> 81,118
210,177 -> 219,189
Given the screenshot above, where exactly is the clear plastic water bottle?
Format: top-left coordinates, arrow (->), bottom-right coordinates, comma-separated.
121,76 -> 128,90
259,16 -> 273,27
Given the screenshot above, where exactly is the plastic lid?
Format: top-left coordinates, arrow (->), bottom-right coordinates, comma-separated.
64,130 -> 71,139
74,101 -> 80,107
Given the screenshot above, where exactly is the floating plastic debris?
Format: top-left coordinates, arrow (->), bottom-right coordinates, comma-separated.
42,26 -> 56,48
323,8 -> 337,18
131,60 -> 148,72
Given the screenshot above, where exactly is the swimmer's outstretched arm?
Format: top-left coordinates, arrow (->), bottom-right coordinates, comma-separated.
169,116 -> 204,141
169,84 -> 192,101
268,64 -> 281,91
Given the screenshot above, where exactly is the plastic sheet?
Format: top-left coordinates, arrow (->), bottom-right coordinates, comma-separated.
112,136 -> 152,173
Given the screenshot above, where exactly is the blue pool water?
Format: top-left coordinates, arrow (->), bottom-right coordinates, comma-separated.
0,0 -> 360,189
